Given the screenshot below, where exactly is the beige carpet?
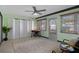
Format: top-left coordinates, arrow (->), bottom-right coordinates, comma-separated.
0,37 -> 61,53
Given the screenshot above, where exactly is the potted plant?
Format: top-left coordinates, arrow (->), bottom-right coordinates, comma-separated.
2,26 -> 11,41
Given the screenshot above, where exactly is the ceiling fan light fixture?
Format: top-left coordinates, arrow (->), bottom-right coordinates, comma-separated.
33,12 -> 39,16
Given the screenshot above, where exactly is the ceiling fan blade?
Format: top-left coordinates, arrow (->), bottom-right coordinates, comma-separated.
32,6 -> 37,11
25,10 -> 34,12
38,9 -> 46,12
37,12 -> 42,15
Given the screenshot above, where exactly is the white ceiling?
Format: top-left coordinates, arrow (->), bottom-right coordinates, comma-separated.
0,5 -> 75,17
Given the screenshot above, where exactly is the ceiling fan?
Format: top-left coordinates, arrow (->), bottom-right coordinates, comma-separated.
25,6 -> 46,15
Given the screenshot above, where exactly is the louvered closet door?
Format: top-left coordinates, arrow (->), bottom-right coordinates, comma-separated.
13,19 -> 20,39
23,20 -> 28,38
13,19 -> 33,39
20,20 -> 27,38
20,20 -> 23,38
26,20 -> 32,37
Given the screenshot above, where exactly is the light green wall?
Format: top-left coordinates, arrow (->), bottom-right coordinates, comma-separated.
37,8 -> 79,41
3,14 -> 9,26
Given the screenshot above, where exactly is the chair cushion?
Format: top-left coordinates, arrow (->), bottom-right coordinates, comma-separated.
66,39 -> 78,46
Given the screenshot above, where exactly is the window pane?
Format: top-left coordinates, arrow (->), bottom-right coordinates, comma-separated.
49,18 -> 56,32
76,13 -> 79,34
41,20 -> 47,31
32,20 -> 35,30
61,14 -> 75,33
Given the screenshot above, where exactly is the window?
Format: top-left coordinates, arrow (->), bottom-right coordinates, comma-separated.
76,13 -> 79,34
32,20 -> 35,30
61,12 -> 79,34
61,14 -> 75,34
49,18 -> 56,33
41,19 -> 47,31
37,20 -> 41,30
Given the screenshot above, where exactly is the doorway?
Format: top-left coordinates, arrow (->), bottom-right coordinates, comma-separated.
49,18 -> 57,41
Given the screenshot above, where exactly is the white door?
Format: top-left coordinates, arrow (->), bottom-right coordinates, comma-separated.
23,20 -> 28,38
26,20 -> 32,37
13,19 -> 20,39
12,19 -> 33,39
20,20 -> 24,38
20,20 -> 27,38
